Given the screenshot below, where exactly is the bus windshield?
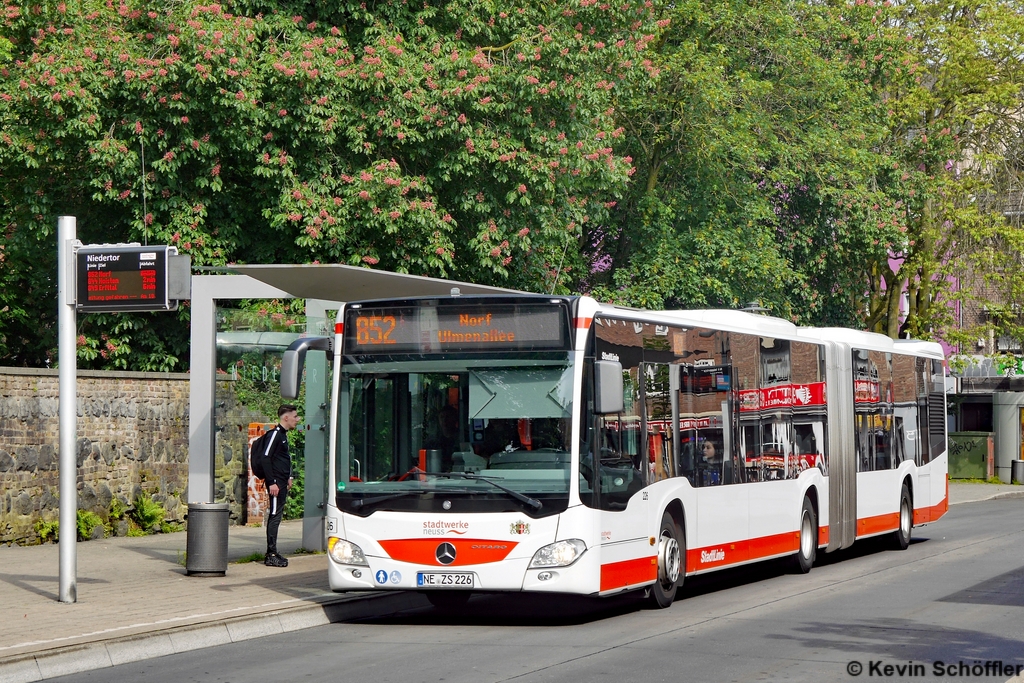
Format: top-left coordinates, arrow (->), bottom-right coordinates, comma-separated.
336,357 -> 574,517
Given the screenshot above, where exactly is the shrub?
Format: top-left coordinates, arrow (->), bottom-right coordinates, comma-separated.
130,493 -> 167,533
36,518 -> 59,543
35,511 -> 105,542
76,510 -> 103,540
105,497 -> 128,536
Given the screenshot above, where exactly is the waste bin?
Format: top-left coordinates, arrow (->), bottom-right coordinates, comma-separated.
1012,460 -> 1024,485
186,502 -> 230,576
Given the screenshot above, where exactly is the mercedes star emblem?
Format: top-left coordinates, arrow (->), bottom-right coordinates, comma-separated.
435,542 -> 457,565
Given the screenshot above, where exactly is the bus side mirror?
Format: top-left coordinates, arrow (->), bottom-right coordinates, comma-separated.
594,360 -> 624,415
281,336 -> 332,399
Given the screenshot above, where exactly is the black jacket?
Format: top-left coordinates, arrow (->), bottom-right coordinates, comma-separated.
264,425 -> 292,489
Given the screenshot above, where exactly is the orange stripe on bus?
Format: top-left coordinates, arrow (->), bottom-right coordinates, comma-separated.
576,317 -> 593,329
856,512 -> 899,537
600,556 -> 657,591
913,496 -> 949,525
335,322 -> 344,334
687,530 -> 802,571
818,525 -> 829,546
378,539 -> 518,566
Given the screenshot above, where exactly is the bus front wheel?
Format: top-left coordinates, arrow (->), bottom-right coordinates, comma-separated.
648,511 -> 682,609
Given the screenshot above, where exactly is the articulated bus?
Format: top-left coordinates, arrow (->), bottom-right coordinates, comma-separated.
280,294 -> 948,608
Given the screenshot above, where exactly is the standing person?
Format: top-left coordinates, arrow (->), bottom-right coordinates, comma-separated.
265,404 -> 299,567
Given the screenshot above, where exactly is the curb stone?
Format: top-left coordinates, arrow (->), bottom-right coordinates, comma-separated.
0,592 -> 399,683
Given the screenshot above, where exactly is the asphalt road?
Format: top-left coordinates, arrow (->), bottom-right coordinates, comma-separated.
47,498 -> 1024,683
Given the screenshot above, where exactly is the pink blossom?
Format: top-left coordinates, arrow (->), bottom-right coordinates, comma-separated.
517,184 -> 527,193
359,190 -> 371,200
362,256 -> 379,265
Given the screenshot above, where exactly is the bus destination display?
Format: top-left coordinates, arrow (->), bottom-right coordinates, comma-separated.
346,304 -> 569,353
76,245 -> 172,312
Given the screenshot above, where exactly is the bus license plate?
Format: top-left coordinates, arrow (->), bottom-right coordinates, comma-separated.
417,572 -> 475,588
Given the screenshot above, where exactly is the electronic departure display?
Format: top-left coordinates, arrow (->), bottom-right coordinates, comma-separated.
345,302 -> 570,354
76,245 -> 173,312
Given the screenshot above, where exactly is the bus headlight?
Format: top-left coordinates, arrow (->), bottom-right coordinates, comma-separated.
530,539 -> 587,568
328,537 -> 368,566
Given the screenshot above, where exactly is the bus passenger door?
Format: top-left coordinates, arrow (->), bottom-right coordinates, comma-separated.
594,365 -> 651,591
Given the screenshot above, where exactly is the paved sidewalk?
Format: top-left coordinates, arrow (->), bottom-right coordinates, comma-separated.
0,520 -> 390,682
1,483 -> 1022,682
948,481 -> 1024,505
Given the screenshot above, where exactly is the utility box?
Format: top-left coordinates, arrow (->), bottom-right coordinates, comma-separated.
948,432 -> 993,479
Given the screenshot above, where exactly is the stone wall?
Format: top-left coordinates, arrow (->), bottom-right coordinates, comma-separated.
0,368 -> 191,545
0,368 -> 270,545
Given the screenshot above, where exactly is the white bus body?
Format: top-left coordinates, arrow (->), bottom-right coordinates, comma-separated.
281,295 -> 948,607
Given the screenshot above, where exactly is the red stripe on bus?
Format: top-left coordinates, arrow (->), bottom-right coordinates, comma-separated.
378,539 -> 518,566
335,322 -> 344,334
913,496 -> 949,525
600,556 -> 657,591
576,317 -> 593,329
687,531 -> 801,571
856,512 -> 899,537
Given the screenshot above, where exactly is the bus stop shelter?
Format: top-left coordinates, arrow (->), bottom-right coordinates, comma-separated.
188,264 -> 522,550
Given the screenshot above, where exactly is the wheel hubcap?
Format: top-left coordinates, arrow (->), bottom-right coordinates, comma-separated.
800,511 -> 814,559
659,534 -> 680,585
901,501 -> 911,536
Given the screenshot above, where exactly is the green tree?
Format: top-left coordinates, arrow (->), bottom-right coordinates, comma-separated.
0,0 -> 658,368
850,0 -> 1024,344
590,0 -> 882,320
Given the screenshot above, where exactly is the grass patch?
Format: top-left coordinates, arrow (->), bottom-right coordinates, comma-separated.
235,551 -> 266,564
160,521 -> 184,534
292,547 -> 324,555
951,477 -> 1005,484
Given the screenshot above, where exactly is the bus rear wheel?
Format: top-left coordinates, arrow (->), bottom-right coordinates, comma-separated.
790,496 -> 817,574
648,511 -> 683,609
892,484 -> 912,550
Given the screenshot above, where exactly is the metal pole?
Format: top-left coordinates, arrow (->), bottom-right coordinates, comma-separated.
57,215 -> 78,603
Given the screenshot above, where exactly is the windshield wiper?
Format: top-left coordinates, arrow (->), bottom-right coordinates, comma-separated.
349,491 -> 420,509
437,472 -> 543,511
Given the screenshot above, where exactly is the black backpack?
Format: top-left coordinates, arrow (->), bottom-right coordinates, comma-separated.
249,428 -> 280,480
